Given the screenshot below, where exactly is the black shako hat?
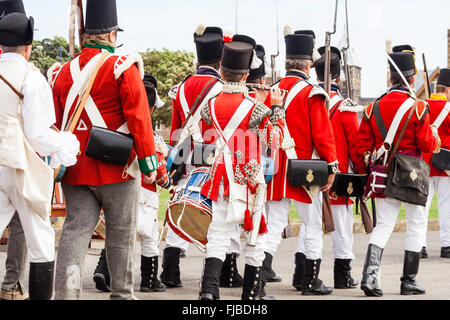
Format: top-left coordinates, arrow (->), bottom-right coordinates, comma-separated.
0,12 -> 33,46
388,52 -> 416,77
0,0 -> 25,15
284,27 -> 314,60
84,0 -> 123,35
221,34 -> 256,74
437,68 -> 450,87
193,25 -> 223,65
248,44 -> 266,81
314,46 -> 342,81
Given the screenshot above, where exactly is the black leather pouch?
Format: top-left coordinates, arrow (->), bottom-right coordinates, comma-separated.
85,126 -> 134,166
431,148 -> 450,170
331,173 -> 367,198
191,142 -> 216,167
287,159 -> 328,187
384,153 -> 429,206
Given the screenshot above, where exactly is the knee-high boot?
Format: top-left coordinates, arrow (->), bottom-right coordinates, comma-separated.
400,250 -> 425,295
360,244 -> 383,297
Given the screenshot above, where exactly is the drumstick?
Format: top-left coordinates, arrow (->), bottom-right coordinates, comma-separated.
156,170 -> 176,245
157,170 -> 176,196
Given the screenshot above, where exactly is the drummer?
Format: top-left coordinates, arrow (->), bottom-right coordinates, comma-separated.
92,75 -> 172,294
198,34 -> 285,300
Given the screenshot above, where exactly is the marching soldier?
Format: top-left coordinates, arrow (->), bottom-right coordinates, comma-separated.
0,8 -> 79,300
352,47 -> 440,296
50,0 -> 158,300
198,34 -> 285,300
423,68 -> 450,258
314,45 -> 362,289
163,25 -> 243,289
263,27 -> 338,296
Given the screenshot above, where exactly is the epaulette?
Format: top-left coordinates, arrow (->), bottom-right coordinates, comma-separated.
168,74 -> 192,100
365,92 -> 388,119
305,80 -> 329,100
113,52 -> 144,80
338,99 -> 365,113
201,98 -> 213,125
47,61 -> 65,88
416,100 -> 428,122
245,93 -> 271,129
154,131 -> 169,157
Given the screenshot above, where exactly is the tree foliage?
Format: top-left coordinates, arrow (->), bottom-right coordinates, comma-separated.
141,48 -> 195,128
30,36 -> 79,75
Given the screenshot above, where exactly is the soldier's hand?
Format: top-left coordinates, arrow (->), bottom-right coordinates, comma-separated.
270,87 -> 286,106
320,173 -> 335,192
143,170 -> 157,185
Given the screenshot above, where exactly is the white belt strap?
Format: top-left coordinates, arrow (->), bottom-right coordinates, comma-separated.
178,82 -> 190,118
433,102 -> 450,129
375,97 -> 415,160
177,81 -> 223,145
280,80 -> 309,159
329,94 -> 343,111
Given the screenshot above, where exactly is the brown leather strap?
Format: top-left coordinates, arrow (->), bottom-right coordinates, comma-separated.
386,100 -> 418,171
0,73 -> 24,100
65,52 -> 111,132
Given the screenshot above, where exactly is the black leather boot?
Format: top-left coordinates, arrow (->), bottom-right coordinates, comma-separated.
360,244 -> 383,297
334,259 -> 359,289
219,253 -> 243,288
301,259 -> 333,295
441,246 -> 450,258
400,250 -> 426,295
160,247 -> 182,288
199,257 -> 223,300
93,248 -> 111,292
241,264 -> 275,300
140,256 -> 166,292
420,247 -> 428,259
292,252 -> 306,291
29,261 -> 54,300
262,252 -> 282,282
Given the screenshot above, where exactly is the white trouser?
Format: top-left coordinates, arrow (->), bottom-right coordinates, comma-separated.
266,195 -> 323,260
136,188 -> 160,257
331,204 -> 355,260
206,183 -> 265,267
0,166 -> 54,262
370,197 -> 427,252
425,176 -> 450,247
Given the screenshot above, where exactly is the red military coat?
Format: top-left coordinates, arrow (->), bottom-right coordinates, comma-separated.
265,71 -> 338,204
169,66 -> 222,145
199,83 -> 284,202
423,94 -> 450,177
351,88 -> 438,198
50,48 -> 157,186
328,89 -> 362,205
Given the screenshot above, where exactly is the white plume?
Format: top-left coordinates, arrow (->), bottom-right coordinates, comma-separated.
283,25 -> 294,36
195,24 -> 206,36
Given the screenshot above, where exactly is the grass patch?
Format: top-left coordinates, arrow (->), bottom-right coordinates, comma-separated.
158,188 -> 439,223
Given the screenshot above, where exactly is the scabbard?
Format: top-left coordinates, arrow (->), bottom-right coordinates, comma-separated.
322,191 -> 335,233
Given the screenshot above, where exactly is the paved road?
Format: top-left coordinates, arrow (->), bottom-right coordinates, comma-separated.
1,230 -> 449,300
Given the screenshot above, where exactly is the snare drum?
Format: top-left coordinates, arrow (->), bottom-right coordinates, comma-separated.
166,167 -> 212,252
94,212 -> 106,240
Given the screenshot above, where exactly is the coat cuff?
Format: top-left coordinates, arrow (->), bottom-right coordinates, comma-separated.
138,154 -> 158,174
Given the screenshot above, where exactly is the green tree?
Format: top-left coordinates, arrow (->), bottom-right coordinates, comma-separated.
30,36 -> 79,75
141,48 -> 195,128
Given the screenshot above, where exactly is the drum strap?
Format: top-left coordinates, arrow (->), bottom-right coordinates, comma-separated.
432,101 -> 450,129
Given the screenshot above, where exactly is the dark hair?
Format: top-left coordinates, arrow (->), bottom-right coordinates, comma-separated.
246,77 -> 263,84
390,74 -> 413,86
285,58 -> 312,72
143,81 -> 156,108
222,71 -> 245,83
436,84 -> 448,93
196,61 -> 221,71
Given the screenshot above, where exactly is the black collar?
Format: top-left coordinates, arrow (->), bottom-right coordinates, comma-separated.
285,69 -> 309,80
196,66 -> 222,79
389,84 -> 410,93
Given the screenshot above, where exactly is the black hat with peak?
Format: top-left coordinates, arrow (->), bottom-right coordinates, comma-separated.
314,46 -> 342,81
221,34 -> 257,74
388,52 -> 416,77
193,25 -> 223,64
0,0 -> 25,15
247,44 -> 266,81
437,68 -> 450,87
84,0 -> 123,35
0,12 -> 33,46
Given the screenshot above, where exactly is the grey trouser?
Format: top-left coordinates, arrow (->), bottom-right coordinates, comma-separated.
1,212 -> 27,291
55,179 -> 139,300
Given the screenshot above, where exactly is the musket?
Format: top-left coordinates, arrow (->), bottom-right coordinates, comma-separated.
422,53 -> 431,99
69,0 -> 84,59
341,0 -> 353,101
270,0 -> 280,85
324,0 -> 339,109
